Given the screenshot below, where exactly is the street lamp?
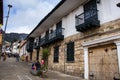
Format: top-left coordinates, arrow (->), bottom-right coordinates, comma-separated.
2,4 -> 12,53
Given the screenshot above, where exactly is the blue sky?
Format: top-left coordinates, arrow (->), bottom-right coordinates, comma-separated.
2,0 -> 61,34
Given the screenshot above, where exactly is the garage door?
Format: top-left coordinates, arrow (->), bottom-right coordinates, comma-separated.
89,44 -> 119,80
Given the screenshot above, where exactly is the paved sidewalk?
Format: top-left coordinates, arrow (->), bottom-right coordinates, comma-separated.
45,70 -> 84,80
27,62 -> 84,80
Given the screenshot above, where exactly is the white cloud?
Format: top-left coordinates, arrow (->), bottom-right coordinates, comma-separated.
3,0 -> 61,34
7,26 -> 31,34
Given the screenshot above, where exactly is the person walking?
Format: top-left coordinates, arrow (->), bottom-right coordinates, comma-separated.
35,60 -> 41,71
31,60 -> 36,70
26,55 -> 28,62
41,59 -> 44,66
16,53 -> 20,62
3,53 -> 7,61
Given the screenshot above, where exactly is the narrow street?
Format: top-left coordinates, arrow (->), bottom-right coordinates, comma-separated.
0,57 -> 83,80
0,58 -> 41,80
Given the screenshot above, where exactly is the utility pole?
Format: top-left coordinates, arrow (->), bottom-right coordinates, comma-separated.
2,4 -> 12,53
4,4 -> 12,33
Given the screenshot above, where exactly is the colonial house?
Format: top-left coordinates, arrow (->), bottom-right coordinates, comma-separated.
19,40 -> 27,57
25,0 -> 120,80
12,41 -> 20,55
0,0 -> 3,53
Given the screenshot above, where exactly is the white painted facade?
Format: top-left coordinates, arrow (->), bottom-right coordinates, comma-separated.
41,32 -> 45,38
12,42 -> 19,54
19,43 -> 27,56
97,0 -> 120,24
41,24 -> 59,38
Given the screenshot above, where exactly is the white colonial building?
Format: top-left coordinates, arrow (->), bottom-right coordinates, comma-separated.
24,0 -> 120,80
19,40 -> 28,57
12,41 -> 20,55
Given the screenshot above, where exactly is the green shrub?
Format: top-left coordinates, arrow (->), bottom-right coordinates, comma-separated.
37,70 -> 42,76
42,48 -> 49,60
37,66 -> 47,76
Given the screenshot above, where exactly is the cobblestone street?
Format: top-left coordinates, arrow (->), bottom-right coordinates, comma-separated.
0,58 -> 83,80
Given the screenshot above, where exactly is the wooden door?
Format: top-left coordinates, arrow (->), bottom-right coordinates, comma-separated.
89,44 -> 119,80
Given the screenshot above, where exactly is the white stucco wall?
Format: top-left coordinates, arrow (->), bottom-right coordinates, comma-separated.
41,32 -> 45,38
20,44 -> 27,56
12,46 -> 18,54
98,0 -> 120,24
62,6 -> 83,38
41,24 -> 56,37
49,24 -> 56,31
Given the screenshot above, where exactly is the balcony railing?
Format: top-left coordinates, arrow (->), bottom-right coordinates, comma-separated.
40,28 -> 64,46
26,41 -> 34,52
49,28 -> 64,40
40,36 -> 46,46
75,9 -> 100,32
33,41 -> 40,49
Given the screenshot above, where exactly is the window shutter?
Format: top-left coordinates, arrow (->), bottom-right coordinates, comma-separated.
67,42 -> 74,62
54,46 -> 59,62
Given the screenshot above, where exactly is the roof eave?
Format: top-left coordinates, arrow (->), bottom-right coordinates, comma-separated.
25,0 -> 66,40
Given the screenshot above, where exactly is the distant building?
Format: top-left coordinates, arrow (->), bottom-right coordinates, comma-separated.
24,0 -> 120,80
19,40 -> 27,56
12,41 -> 20,54
2,41 -> 11,53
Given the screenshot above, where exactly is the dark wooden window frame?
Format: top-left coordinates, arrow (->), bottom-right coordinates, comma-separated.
53,46 -> 59,63
66,42 -> 74,62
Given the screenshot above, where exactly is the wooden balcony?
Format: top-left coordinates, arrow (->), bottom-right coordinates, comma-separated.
33,41 -> 40,49
75,9 -> 100,32
40,28 -> 64,47
26,38 -> 34,52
